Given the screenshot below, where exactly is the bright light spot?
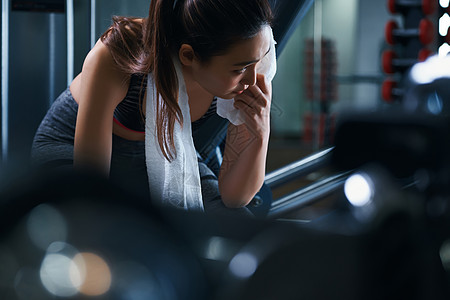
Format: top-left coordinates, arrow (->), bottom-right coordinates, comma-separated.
71,252 -> 111,296
344,173 -> 373,207
410,55 -> 450,84
26,204 -> 67,251
427,92 -> 443,114
229,252 -> 258,279
40,243 -> 111,298
40,253 -> 80,297
439,43 -> 450,57
441,0 -> 449,8
439,13 -> 450,36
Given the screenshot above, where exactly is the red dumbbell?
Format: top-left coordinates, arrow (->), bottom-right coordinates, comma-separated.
382,48 -> 433,74
385,19 -> 434,45
303,112 -> 314,143
387,0 -> 437,16
382,79 -> 403,102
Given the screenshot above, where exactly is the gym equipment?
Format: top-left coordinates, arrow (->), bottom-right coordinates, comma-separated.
382,48 -> 432,74
303,37 -> 338,103
387,0 -> 437,16
382,78 -> 403,102
385,19 -> 434,45
445,26 -> 450,45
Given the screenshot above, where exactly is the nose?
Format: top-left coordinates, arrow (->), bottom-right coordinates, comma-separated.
240,65 -> 257,86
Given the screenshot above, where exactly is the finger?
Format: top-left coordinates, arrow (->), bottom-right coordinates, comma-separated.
235,93 -> 268,112
255,73 -> 269,95
233,100 -> 258,117
234,97 -> 265,117
235,92 -> 256,107
243,85 -> 269,108
246,76 -> 270,99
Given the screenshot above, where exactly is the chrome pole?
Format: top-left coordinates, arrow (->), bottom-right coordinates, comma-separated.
91,0 -> 96,48
66,0 -> 74,85
2,0 -> 9,163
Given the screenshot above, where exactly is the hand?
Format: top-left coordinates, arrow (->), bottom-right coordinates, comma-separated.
233,73 -> 272,141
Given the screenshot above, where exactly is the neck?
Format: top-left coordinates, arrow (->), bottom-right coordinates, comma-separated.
181,65 -> 212,98
181,64 -> 215,122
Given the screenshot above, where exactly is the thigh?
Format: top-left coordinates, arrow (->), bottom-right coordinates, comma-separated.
31,88 -> 77,169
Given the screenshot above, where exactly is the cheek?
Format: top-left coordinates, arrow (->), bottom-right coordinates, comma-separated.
221,75 -> 242,89
208,74 -> 240,91
195,66 -> 242,93
221,79 -> 239,90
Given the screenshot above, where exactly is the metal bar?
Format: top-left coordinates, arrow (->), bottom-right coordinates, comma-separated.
2,0 -> 9,163
49,13 -> 56,107
66,0 -> 74,85
264,147 -> 334,189
267,172 -> 349,219
313,0 -> 322,151
337,74 -> 384,85
275,0 -> 315,55
90,0 -> 96,48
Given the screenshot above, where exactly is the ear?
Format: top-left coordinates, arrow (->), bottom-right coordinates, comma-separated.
178,44 -> 196,66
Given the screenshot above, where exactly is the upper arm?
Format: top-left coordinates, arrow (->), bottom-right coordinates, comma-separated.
74,40 -> 129,173
78,40 -> 129,114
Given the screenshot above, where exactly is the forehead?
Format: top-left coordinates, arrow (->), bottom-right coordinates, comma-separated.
210,26 -> 272,66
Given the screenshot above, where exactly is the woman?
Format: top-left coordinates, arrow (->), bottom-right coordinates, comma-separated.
31,0 -> 275,215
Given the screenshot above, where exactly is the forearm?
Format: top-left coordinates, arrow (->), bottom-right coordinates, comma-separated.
218,124 -> 269,208
74,131 -> 113,176
73,104 -> 114,176
74,138 -> 112,176
218,73 -> 272,208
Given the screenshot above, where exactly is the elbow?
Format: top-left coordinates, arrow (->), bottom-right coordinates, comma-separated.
223,199 -> 248,209
219,179 -> 263,209
223,199 -> 250,209
219,188 -> 255,209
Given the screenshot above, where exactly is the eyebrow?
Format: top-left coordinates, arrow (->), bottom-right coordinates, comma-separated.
232,45 -> 271,67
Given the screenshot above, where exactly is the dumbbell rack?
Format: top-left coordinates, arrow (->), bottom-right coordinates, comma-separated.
382,0 -> 437,103
303,38 -> 338,149
444,5 -> 450,46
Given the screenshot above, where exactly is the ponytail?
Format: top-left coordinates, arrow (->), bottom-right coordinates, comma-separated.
145,0 -> 182,161
102,0 -> 183,161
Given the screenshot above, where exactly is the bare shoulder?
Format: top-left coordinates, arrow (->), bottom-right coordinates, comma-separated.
83,39 -> 129,88
83,39 -> 120,74
74,39 -> 129,108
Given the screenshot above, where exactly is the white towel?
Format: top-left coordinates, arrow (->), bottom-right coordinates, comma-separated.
145,59 -> 204,211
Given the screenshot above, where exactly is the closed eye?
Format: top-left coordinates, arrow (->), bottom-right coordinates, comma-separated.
234,67 -> 247,74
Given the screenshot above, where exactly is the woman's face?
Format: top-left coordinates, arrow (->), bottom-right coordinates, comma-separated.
191,26 -> 272,99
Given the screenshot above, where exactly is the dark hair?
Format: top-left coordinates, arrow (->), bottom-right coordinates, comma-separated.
101,0 -> 273,160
